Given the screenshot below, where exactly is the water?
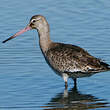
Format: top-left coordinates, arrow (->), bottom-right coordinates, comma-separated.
0,0 -> 110,109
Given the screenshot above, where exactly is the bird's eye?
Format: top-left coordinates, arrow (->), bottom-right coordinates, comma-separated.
32,20 -> 36,23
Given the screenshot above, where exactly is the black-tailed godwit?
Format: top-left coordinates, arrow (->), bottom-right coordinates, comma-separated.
3,15 -> 110,88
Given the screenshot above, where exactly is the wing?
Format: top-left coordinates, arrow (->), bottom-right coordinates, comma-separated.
45,43 -> 109,74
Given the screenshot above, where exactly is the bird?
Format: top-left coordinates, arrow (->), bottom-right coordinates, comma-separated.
2,15 -> 110,88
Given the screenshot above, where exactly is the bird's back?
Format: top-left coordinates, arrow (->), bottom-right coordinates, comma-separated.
44,43 -> 110,78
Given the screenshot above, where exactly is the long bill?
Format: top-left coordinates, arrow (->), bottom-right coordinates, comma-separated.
2,25 -> 31,43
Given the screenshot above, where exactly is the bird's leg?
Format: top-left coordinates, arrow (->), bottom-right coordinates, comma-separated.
62,73 -> 69,89
65,81 -> 68,89
72,78 -> 77,87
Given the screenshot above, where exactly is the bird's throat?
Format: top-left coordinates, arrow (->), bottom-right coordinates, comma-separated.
38,31 -> 52,52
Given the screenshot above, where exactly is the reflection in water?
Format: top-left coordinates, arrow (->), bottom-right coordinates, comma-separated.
43,86 -> 110,110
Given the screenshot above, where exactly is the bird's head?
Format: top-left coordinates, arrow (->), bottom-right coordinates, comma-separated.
2,15 -> 49,43
29,15 -> 48,30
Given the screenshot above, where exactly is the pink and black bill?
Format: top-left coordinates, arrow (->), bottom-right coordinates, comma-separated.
2,26 -> 31,43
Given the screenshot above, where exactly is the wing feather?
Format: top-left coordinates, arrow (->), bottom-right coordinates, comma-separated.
45,43 -> 109,74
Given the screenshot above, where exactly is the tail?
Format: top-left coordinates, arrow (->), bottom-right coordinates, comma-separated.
100,61 -> 110,71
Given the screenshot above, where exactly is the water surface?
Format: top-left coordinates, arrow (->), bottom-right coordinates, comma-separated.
0,0 -> 110,110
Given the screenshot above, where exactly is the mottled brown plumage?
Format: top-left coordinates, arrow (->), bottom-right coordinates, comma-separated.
3,15 -> 110,88
45,43 -> 110,78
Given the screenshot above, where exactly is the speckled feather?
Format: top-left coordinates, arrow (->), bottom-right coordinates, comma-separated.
45,43 -> 110,78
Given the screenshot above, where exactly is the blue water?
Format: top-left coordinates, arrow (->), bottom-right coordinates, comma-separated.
0,0 -> 110,109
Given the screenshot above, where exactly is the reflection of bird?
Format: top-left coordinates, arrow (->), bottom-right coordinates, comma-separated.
3,15 -> 110,88
43,86 -> 110,110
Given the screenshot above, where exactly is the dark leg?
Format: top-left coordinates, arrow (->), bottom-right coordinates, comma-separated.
74,78 -> 77,87
62,73 -> 68,89
65,81 -> 68,89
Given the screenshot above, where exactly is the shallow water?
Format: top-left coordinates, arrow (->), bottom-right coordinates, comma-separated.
0,0 -> 110,110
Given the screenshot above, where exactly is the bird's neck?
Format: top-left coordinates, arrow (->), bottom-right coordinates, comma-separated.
37,28 -> 52,53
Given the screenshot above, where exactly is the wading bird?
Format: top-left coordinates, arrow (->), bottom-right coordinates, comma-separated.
3,15 -> 110,88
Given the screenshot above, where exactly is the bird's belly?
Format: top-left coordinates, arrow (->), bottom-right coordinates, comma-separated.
46,59 -> 95,79
68,72 -> 95,78
45,54 -> 99,79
